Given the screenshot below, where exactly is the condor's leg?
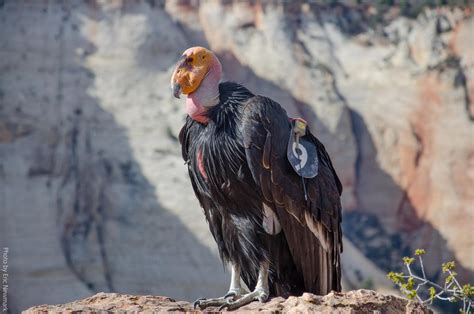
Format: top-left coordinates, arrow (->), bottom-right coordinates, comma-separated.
193,264 -> 246,309
219,261 -> 270,311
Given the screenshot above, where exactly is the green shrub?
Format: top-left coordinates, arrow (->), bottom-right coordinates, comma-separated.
387,249 -> 473,313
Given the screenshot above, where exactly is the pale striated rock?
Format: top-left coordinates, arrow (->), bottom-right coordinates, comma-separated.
23,290 -> 431,314
0,2 -> 226,312
198,1 -> 358,210
181,0 -> 474,284
332,8 -> 474,281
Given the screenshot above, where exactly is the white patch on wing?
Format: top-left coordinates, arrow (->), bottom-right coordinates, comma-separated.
305,211 -> 329,252
262,204 -> 282,235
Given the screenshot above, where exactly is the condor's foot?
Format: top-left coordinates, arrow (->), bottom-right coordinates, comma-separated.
218,288 -> 269,311
219,261 -> 270,311
193,288 -> 246,310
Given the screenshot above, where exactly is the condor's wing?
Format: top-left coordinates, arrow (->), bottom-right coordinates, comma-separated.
242,95 -> 343,294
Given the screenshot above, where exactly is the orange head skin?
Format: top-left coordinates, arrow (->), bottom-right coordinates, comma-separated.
170,47 -> 215,98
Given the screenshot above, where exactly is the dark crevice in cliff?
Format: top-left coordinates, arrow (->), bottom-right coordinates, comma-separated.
96,205 -> 114,292
454,62 -> 474,122
59,108 -> 116,293
411,125 -> 424,168
53,2 -> 113,293
348,110 -> 363,188
346,110 -> 417,272
428,55 -> 474,121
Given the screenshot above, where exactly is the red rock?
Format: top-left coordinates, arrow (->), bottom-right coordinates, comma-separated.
23,290 -> 432,314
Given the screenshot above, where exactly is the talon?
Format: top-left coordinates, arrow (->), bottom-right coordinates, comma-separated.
193,298 -> 205,309
258,292 -> 269,303
224,291 -> 235,299
218,302 -> 230,311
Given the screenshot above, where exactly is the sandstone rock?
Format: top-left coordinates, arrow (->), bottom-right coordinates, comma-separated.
198,1 -> 358,210
0,2 -> 227,312
333,7 -> 474,281
179,1 -> 474,283
23,290 -> 431,314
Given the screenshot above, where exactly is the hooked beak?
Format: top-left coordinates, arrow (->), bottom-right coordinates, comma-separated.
172,83 -> 181,99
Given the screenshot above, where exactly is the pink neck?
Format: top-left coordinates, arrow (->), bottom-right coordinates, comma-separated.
186,56 -> 222,124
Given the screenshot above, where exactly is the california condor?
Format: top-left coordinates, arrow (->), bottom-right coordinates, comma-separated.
171,47 -> 343,310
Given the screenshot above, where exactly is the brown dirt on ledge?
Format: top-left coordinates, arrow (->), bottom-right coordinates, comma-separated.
23,289 -> 432,313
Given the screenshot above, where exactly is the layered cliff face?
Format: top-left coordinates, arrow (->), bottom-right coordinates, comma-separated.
189,1 -> 474,281
0,1 -> 228,312
0,1 -> 472,312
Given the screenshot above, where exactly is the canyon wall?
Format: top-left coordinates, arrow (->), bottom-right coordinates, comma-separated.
0,1 -> 472,312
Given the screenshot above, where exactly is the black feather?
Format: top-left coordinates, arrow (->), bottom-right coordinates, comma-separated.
179,82 -> 343,296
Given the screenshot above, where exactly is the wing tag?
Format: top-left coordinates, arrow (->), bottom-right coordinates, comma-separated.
287,119 -> 319,179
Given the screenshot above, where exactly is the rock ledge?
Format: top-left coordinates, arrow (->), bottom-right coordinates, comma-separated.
24,289 -> 432,313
